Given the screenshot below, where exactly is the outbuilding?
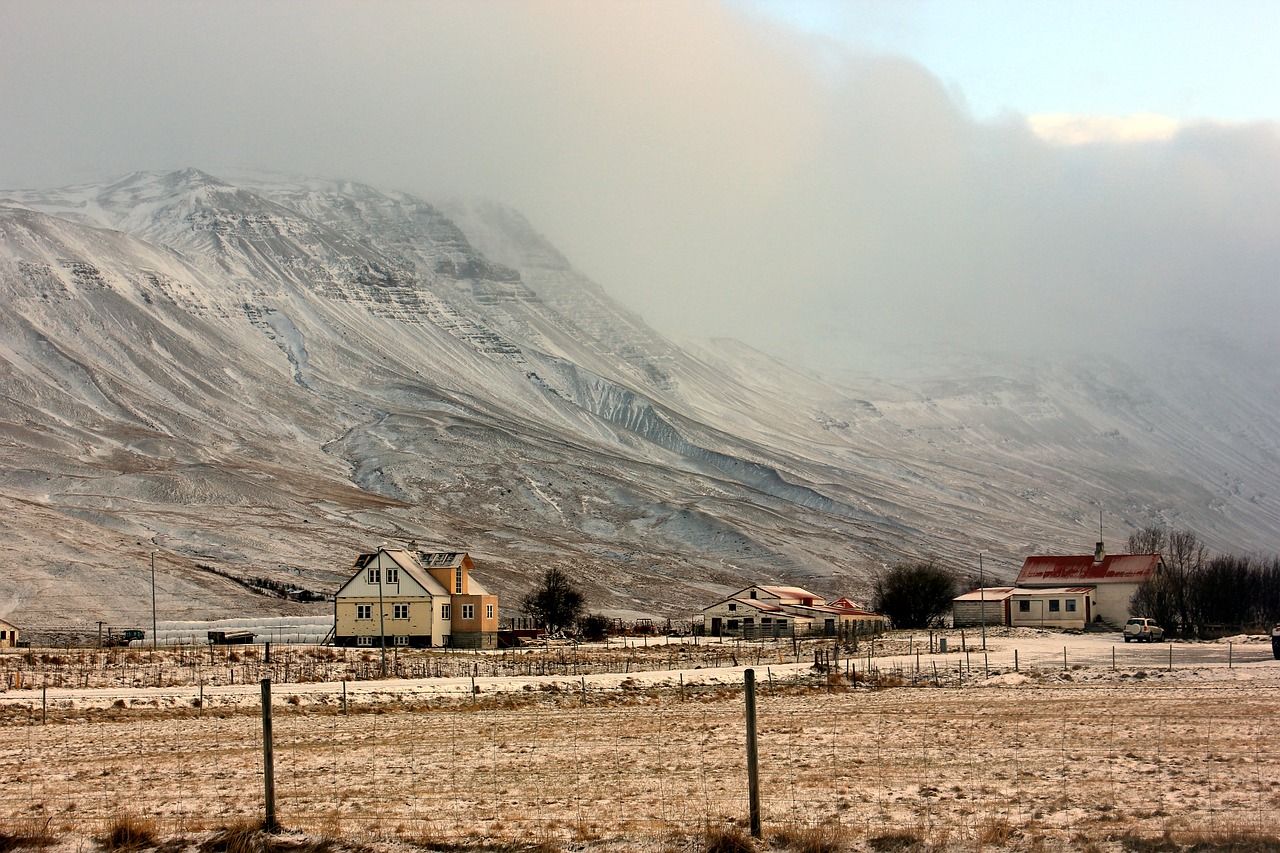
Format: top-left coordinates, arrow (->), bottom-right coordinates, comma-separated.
0,619 -> 18,648
952,587 -> 1015,627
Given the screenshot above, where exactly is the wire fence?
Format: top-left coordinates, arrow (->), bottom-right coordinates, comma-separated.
3,672 -> 1279,849
5,631 -> 1272,693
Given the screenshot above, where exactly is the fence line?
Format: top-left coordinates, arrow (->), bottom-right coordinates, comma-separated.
2,676 -> 1278,849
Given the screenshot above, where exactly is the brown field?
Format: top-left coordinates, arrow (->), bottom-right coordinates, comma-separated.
3,635 -> 1280,852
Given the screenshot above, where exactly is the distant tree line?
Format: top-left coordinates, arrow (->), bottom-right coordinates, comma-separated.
1127,526 -> 1280,637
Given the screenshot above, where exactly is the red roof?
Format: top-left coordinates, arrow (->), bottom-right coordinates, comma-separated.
1016,554 -> 1161,585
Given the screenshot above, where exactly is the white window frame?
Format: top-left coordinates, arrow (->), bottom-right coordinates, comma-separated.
455,566 -> 463,594
367,567 -> 380,584
393,604 -> 409,620
386,567 -> 399,584
442,603 -> 451,619
462,604 -> 475,620
356,635 -> 373,647
486,604 -> 494,620
356,604 -> 372,620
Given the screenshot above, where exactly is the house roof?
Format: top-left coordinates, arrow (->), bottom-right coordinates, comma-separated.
384,550 -> 450,596
953,587 -> 1016,602
1010,586 -> 1096,596
1016,554 -> 1161,585
0,618 -> 16,631
758,585 -> 825,605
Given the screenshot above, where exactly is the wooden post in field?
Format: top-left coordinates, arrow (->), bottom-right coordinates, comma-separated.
260,678 -> 278,832
744,669 -> 761,838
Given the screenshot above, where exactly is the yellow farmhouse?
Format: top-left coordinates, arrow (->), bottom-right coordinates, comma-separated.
334,547 -> 498,649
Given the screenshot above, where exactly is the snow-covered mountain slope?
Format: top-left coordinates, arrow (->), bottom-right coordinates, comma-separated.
1,170 -> 1277,625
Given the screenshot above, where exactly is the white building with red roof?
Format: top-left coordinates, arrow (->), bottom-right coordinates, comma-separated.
700,585 -> 886,638
1013,542 -> 1163,626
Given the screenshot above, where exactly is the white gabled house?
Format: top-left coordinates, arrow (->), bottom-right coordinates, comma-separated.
334,547 -> 498,649
701,584 -> 886,638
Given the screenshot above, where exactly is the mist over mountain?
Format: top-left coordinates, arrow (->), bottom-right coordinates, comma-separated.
1,169 -> 1277,625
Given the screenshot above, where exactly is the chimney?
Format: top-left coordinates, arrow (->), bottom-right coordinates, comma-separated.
1094,541 -> 1105,563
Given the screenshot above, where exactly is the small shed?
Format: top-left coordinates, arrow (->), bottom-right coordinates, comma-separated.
0,619 -> 18,648
952,587 -> 1015,627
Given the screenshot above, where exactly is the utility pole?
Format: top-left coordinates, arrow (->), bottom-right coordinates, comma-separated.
377,554 -> 387,677
151,550 -> 158,652
979,553 -> 986,651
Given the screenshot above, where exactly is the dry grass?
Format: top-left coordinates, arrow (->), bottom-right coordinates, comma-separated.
701,824 -> 757,853
0,817 -> 57,853
767,824 -> 845,853
977,816 -> 1014,846
97,813 -> 159,851
865,830 -> 924,852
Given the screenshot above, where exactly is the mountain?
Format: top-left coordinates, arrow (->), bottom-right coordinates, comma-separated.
1,169 -> 1277,625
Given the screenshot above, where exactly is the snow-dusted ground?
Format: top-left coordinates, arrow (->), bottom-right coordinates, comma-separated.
4,629 -> 1280,852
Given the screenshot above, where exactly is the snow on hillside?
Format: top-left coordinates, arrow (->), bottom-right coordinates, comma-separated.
1,169 -> 1278,627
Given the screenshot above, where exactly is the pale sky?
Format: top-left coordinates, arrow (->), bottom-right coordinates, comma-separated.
1,1 -> 1277,371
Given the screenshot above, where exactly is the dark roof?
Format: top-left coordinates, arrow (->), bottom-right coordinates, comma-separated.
1016,554 -> 1161,585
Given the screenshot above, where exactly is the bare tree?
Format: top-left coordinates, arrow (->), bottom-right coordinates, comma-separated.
1126,525 -> 1167,555
520,567 -> 585,635
873,560 -> 956,629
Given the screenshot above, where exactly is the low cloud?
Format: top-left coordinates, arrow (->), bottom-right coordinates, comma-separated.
2,1 -> 1277,371
1029,113 -> 1182,145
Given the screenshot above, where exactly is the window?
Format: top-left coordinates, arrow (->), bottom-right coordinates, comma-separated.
1018,601 -> 1030,613
455,567 -> 463,594
393,635 -> 408,646
749,590 -> 757,599
442,603 -> 451,619
386,567 -> 398,584
367,567 -> 380,584
486,604 -> 494,619
1048,600 -> 1060,612
727,602 -> 737,611
356,635 -> 373,647
393,604 -> 409,620
356,604 -> 372,620
462,604 -> 475,620
727,619 -> 739,630
1065,599 -> 1077,612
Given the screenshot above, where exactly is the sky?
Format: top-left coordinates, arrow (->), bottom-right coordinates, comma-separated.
1,0 -> 1278,373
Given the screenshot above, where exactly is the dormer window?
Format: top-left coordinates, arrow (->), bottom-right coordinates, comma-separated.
749,590 -> 757,599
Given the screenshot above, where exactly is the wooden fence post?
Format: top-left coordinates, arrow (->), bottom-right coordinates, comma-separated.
260,678 -> 278,832
744,669 -> 761,838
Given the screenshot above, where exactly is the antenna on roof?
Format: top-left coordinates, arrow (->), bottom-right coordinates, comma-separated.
1099,509 -> 1104,542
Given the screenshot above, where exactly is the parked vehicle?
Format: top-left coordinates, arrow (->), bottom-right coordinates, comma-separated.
1271,624 -> 1280,660
102,629 -> 145,648
1123,617 -> 1164,643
